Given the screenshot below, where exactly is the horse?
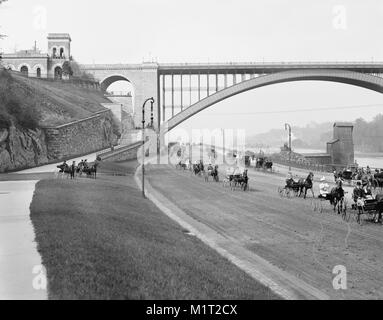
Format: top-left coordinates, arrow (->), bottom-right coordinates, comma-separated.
298,172 -> 314,199
372,171 -> 383,191
329,179 -> 346,215
176,161 -> 187,170
231,170 -> 249,191
192,161 -> 204,176
56,164 -> 73,179
205,165 -> 219,182
82,162 -> 99,179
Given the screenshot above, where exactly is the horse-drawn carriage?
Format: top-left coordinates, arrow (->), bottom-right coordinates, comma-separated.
351,195 -> 383,225
278,173 -> 314,199
255,157 -> 273,171
205,164 -> 219,182
56,159 -> 99,179
223,169 -> 249,191
336,169 -> 353,185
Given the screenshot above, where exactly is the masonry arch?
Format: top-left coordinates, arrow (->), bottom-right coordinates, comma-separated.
101,74 -> 135,115
33,64 -> 44,78
164,69 -> 383,133
19,63 -> 31,76
54,66 -> 62,79
52,46 -> 58,58
59,47 -> 65,58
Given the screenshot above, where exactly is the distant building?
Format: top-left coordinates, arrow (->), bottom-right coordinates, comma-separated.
327,122 -> 354,166
302,122 -> 354,168
0,33 -> 71,79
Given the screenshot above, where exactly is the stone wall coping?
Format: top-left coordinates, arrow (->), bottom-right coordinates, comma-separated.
98,141 -> 141,160
41,110 -> 110,130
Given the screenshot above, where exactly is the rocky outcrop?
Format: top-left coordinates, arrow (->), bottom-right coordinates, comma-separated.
0,111 -> 117,173
0,125 -> 49,172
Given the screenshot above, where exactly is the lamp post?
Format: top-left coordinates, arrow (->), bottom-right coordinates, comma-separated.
221,128 -> 226,165
142,97 -> 155,198
285,123 -> 292,172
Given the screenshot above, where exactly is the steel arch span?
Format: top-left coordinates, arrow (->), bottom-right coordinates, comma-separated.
164,69 -> 383,133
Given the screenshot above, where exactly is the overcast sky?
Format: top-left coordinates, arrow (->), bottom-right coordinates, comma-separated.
1,0 -> 383,136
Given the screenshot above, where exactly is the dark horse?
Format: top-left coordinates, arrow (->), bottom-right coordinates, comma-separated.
206,165 -> 219,182
193,161 -> 204,176
231,170 -> 249,191
298,172 -> 314,199
329,179 -> 346,216
82,162 -> 99,179
56,163 -> 74,178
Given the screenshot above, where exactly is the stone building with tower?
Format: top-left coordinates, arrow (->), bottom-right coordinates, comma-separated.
0,33 -> 71,79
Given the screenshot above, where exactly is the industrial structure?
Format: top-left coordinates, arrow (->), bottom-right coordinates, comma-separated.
303,122 -> 354,167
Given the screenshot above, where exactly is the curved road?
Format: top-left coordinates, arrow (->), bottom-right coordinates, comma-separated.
146,163 -> 383,299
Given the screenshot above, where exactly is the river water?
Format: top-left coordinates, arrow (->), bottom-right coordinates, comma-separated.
249,147 -> 383,169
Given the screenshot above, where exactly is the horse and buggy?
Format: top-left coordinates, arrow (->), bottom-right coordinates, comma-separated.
278,172 -> 314,199
313,178 -> 348,219
255,157 -> 273,172
205,164 -> 219,182
223,169 -> 249,191
349,187 -> 383,225
56,159 -> 99,179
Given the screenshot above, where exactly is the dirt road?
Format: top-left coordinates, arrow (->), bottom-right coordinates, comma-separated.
146,164 -> 383,299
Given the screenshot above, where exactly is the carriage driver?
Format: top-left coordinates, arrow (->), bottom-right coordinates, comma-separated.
318,177 -> 330,199
353,181 -> 366,204
285,172 -> 295,187
61,160 -> 69,171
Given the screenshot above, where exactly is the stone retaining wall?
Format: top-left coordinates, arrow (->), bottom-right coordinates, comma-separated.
43,110 -> 115,160
98,142 -> 141,162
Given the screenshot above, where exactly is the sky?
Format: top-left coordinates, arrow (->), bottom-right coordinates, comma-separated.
1,0 -> 383,137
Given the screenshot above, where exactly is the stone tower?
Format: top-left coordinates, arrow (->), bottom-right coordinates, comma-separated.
47,33 -> 71,59
329,122 -> 354,166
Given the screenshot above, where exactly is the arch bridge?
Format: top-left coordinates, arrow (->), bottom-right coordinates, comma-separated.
81,61 -> 383,133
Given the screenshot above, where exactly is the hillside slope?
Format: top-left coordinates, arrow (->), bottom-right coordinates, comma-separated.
8,71 -> 109,127
0,70 -> 115,172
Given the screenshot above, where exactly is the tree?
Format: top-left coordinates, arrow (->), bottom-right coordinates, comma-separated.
68,58 -> 95,81
62,61 -> 73,77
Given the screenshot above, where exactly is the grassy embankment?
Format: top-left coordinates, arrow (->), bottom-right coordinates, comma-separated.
30,161 -> 279,300
0,69 -> 110,130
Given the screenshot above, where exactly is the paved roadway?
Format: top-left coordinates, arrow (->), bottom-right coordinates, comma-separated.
0,181 -> 47,300
146,161 -> 383,299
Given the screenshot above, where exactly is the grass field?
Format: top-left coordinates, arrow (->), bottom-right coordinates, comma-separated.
30,163 -> 279,300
